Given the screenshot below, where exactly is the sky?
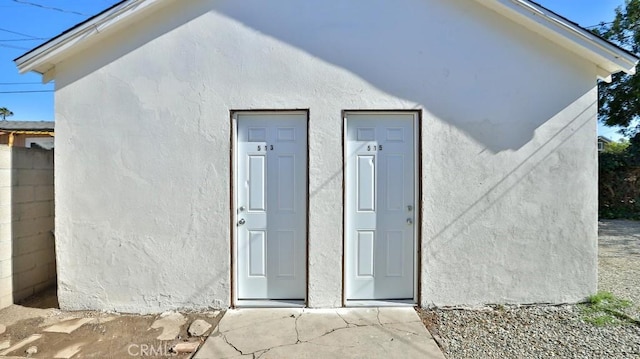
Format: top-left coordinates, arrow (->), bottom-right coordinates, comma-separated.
0,0 -> 631,141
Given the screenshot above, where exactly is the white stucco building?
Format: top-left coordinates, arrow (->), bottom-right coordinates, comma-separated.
15,0 -> 638,313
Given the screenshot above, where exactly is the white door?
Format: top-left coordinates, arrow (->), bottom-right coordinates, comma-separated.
236,112 -> 307,300
345,113 -> 417,301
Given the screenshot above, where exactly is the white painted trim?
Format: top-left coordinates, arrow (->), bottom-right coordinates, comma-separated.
473,0 -> 638,77
13,0 -> 638,80
232,112 -> 238,307
344,300 -> 415,307
413,113 -> 419,305
235,300 -> 306,308
14,0 -> 168,75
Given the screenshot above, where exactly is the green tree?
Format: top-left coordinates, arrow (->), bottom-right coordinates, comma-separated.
0,107 -> 13,120
596,0 -> 640,138
604,139 -> 630,154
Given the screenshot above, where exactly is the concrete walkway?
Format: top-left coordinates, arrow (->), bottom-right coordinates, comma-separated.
193,307 -> 445,359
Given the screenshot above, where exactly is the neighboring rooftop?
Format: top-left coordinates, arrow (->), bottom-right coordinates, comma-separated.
0,121 -> 55,132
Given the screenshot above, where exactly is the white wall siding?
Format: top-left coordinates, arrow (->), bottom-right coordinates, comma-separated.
54,0 -> 598,312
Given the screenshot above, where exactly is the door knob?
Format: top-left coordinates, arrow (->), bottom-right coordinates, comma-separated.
406,218 -> 413,225
238,218 -> 246,226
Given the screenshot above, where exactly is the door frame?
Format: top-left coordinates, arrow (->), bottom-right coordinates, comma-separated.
341,110 -> 422,306
230,109 -> 310,307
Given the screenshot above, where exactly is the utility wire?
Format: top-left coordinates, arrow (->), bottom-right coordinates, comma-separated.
11,0 -> 91,16
0,38 -> 48,42
0,90 -> 54,94
585,21 -> 615,29
0,43 -> 29,50
0,82 -> 47,85
0,27 -> 41,39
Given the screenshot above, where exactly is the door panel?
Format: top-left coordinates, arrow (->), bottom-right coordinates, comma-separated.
345,113 -> 416,301
236,113 -> 307,300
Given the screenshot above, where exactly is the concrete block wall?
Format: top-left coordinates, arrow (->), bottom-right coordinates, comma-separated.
0,145 -> 55,309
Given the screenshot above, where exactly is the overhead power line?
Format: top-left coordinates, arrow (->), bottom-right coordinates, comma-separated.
0,90 -> 54,94
11,0 -> 91,16
585,21 -> 615,29
0,38 -> 48,42
0,27 -> 41,39
0,43 -> 29,50
0,82 -> 47,85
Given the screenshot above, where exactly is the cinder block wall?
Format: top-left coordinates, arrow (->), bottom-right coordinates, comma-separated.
0,145 -> 55,309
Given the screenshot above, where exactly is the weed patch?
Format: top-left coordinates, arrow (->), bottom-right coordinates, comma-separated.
580,292 -> 638,327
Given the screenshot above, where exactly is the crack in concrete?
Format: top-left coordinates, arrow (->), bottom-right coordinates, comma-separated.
221,333 -> 245,356
304,325 -> 356,346
335,311 -> 367,327
336,312 -> 351,326
376,308 -> 383,326
382,324 -> 420,336
294,314 -> 301,344
219,314 -> 298,334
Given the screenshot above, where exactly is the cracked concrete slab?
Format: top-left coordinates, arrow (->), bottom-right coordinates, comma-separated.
378,307 -> 422,324
218,308 -> 301,333
0,334 -> 42,356
43,318 -> 95,334
224,314 -> 298,354
259,341 -> 345,358
150,312 -> 187,340
335,307 -> 380,326
54,342 -> 87,359
296,310 -> 348,342
197,308 -> 445,359
193,335 -> 247,359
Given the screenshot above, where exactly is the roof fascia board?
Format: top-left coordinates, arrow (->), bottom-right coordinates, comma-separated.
15,0 -> 166,75
596,66 -> 613,83
15,0 -> 639,80
474,0 -> 638,76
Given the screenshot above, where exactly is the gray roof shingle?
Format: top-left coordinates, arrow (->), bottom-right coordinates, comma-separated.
0,121 -> 54,131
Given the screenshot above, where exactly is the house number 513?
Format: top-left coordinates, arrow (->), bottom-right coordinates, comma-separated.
257,145 -> 274,151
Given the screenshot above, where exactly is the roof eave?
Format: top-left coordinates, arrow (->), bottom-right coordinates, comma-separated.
14,0 -> 167,77
474,0 -> 639,81
15,0 -> 640,83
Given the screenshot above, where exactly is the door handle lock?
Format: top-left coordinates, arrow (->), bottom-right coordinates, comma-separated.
238,218 -> 246,226
407,218 -> 413,225
407,205 -> 413,212
239,206 -> 245,212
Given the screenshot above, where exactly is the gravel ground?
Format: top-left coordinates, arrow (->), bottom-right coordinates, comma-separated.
599,220 -> 640,321
419,220 -> 640,359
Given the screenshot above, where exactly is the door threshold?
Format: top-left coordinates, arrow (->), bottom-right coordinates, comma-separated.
235,300 -> 306,308
345,300 -> 415,307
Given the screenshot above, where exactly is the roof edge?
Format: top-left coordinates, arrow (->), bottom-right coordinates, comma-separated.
14,0 -> 167,75
474,0 -> 638,78
14,0 -> 640,80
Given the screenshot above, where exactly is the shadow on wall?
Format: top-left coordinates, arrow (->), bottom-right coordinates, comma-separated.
55,0 -> 595,153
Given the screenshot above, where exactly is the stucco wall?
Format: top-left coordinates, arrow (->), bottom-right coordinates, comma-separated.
54,0 -> 598,312
0,145 -> 55,309
0,146 -> 11,309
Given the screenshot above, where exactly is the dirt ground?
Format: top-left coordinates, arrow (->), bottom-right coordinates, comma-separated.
0,289 -> 223,358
